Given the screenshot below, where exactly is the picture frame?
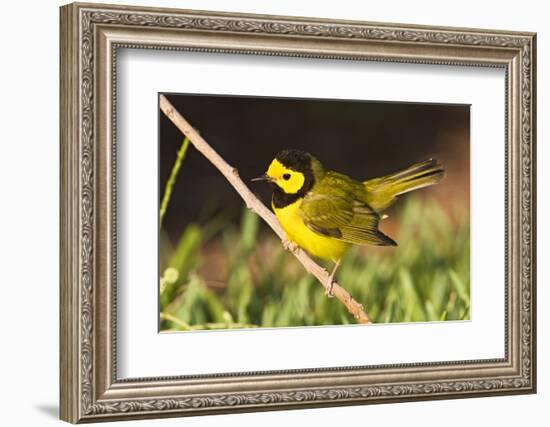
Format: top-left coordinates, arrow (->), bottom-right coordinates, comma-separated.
59,2 -> 536,423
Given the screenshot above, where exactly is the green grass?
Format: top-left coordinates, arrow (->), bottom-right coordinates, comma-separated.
159,196 -> 470,331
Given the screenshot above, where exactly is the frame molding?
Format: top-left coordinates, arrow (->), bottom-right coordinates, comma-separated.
60,2 -> 536,423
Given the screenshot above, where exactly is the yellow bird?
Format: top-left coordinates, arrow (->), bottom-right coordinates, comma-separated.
253,149 -> 444,294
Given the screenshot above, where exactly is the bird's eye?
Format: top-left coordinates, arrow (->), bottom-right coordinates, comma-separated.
282,173 -> 291,181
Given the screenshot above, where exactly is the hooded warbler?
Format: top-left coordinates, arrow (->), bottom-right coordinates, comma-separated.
253,149 -> 444,294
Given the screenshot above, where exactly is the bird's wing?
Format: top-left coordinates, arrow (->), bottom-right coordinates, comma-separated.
299,191 -> 396,247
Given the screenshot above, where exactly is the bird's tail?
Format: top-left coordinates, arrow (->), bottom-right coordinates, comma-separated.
363,159 -> 444,212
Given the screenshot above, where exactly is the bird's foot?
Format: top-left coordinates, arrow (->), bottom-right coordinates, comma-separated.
324,259 -> 341,298
282,238 -> 298,253
325,274 -> 334,298
325,277 -> 335,298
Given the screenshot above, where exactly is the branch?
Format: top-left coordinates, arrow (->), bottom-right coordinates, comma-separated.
159,95 -> 371,324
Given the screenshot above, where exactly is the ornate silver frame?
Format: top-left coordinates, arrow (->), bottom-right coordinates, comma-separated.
60,2 -> 536,423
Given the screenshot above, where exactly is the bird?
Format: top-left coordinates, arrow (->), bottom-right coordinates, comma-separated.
252,149 -> 444,295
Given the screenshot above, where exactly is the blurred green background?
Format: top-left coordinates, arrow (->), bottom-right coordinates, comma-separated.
159,94 -> 470,331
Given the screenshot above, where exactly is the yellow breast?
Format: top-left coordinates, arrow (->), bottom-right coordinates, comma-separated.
272,199 -> 349,261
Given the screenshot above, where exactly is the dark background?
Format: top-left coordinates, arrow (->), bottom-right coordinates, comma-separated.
159,93 -> 470,241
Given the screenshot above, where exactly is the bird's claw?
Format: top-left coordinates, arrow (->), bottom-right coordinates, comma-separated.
325,259 -> 340,298
282,238 -> 298,253
325,278 -> 335,297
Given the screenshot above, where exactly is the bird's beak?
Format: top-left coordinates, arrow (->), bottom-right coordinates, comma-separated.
251,174 -> 272,182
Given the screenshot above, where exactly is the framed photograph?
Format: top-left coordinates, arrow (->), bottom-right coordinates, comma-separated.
60,2 -> 536,423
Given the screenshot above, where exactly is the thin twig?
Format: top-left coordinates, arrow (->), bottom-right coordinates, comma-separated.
159,95 -> 371,324
159,136 -> 190,228
159,312 -> 190,329
160,310 -> 260,331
